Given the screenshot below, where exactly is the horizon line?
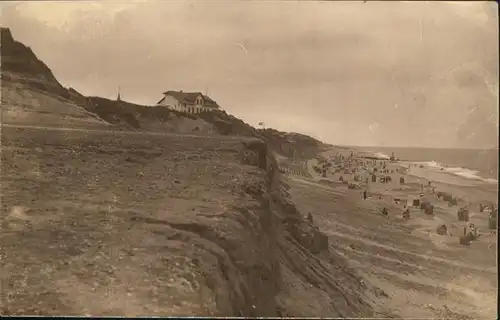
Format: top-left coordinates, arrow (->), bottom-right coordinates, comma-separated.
334,144 -> 499,151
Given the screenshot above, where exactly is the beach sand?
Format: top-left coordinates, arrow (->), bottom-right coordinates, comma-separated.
287,146 -> 497,319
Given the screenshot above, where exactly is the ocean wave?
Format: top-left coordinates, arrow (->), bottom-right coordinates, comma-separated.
412,160 -> 498,184
367,151 -> 390,160
424,160 -> 441,168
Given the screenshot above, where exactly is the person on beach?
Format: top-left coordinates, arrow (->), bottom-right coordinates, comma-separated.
381,207 -> 388,216
363,190 -> 367,200
465,223 -> 479,240
307,212 -> 314,224
403,207 -> 410,219
437,224 -> 447,235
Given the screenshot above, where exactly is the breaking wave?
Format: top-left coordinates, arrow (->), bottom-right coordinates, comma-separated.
366,151 -> 391,160
413,160 -> 498,184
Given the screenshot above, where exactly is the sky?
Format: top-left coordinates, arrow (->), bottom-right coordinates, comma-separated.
1,1 -> 498,148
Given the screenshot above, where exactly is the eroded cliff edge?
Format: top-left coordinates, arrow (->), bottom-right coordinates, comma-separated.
235,139 -> 376,317
1,128 -> 378,317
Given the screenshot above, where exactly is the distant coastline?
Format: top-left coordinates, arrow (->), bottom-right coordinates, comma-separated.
351,146 -> 498,183
327,144 -> 498,184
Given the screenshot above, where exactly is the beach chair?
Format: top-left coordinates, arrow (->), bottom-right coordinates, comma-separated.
459,235 -> 472,246
424,205 -> 434,215
488,211 -> 497,230
420,201 -> 430,210
457,207 -> 470,222
442,193 -> 453,202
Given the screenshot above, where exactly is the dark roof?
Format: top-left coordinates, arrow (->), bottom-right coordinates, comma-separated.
202,94 -> 219,108
157,97 -> 165,105
162,90 -> 220,109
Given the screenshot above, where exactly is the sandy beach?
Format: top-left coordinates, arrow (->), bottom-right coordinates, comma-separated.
294,146 -> 498,319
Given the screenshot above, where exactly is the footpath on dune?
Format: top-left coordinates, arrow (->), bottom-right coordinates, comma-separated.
1,126 -> 388,317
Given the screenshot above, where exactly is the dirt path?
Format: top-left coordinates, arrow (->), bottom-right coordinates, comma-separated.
0,124 -> 255,142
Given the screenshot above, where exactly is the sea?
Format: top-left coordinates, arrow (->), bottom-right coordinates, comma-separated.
353,146 -> 499,184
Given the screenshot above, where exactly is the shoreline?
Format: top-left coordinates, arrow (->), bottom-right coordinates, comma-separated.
359,149 -> 498,183
399,160 -> 498,184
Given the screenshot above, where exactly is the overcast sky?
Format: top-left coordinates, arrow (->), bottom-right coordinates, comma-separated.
1,1 -> 498,148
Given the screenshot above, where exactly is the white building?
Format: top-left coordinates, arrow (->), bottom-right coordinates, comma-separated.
156,90 -> 221,114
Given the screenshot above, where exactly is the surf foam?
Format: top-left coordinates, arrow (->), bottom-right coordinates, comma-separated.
412,161 -> 498,184
366,151 -> 391,160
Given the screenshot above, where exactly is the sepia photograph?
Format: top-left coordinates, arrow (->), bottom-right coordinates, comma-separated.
0,0 -> 498,318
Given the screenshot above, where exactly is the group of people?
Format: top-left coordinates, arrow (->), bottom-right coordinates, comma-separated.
326,154 -> 400,186
437,199 -> 496,244
329,153 -> 498,245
